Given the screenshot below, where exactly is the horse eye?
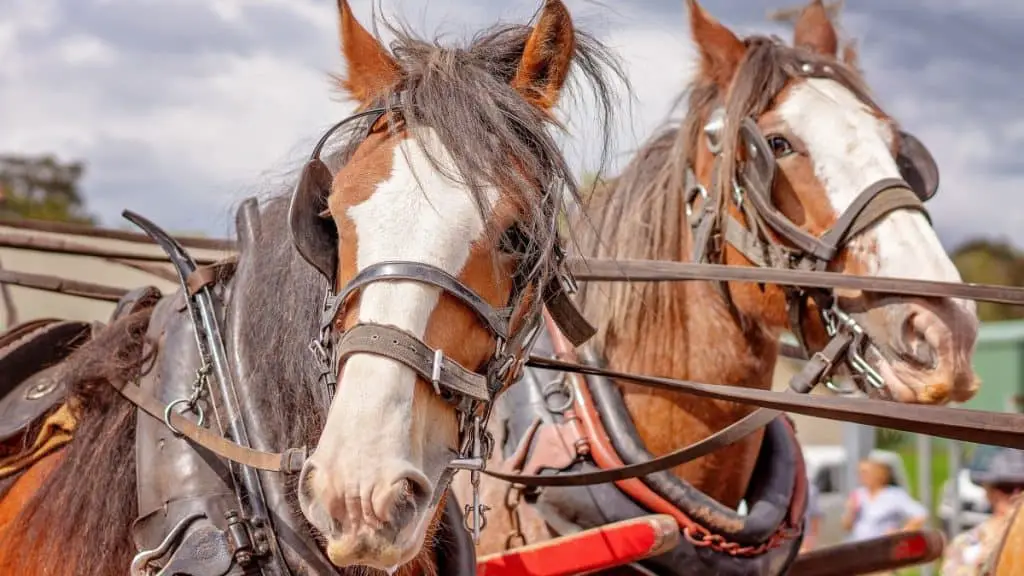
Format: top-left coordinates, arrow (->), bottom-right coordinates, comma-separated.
766,135 -> 794,158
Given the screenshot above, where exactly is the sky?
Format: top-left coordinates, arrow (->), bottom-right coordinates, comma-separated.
2,0 -> 1022,250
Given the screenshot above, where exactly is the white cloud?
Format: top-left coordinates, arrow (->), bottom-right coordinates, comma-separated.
0,0 -> 1020,248
573,23 -> 695,173
851,41 -> 1022,248
0,0 -> 691,232
55,34 -> 118,66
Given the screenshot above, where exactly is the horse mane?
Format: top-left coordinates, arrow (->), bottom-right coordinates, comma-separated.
325,15 -> 626,287
8,14 -> 626,576
575,35 -> 872,354
8,307 -> 153,575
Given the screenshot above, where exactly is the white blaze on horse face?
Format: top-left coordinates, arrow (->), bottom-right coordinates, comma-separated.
308,127 -> 496,554
777,78 -> 970,302
777,77 -> 979,403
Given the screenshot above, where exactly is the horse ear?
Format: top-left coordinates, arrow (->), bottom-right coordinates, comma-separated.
336,0 -> 400,105
685,0 -> 745,90
793,0 -> 838,56
512,0 -> 577,111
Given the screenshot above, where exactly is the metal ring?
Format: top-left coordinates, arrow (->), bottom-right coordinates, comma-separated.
685,184 -> 709,218
541,375 -> 575,414
732,181 -> 745,207
163,398 -> 206,438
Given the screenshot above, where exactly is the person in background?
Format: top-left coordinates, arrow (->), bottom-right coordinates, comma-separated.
941,448 -> 1024,576
801,479 -> 823,552
842,457 -> 928,542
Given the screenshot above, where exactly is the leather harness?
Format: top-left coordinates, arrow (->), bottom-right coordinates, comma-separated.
3,53 -> 1024,576
476,56 -> 1021,493
96,98 -> 595,573
463,55 -> 1024,573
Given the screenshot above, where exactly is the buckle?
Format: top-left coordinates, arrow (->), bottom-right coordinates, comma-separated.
431,349 -> 444,396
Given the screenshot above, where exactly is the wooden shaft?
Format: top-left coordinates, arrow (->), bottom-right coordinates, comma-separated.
0,231 -> 220,265
0,268 -> 132,302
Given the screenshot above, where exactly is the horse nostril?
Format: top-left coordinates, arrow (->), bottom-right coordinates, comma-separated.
403,474 -> 431,511
297,459 -> 345,537
380,472 -> 432,529
899,311 -> 937,370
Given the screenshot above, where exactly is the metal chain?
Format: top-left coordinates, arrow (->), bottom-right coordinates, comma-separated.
503,483 -> 527,550
681,516 -> 802,557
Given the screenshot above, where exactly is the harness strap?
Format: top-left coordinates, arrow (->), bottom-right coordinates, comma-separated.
524,356 -> 1024,450
687,165 -> 719,264
184,257 -> 238,297
542,277 -> 594,347
337,261 -> 510,339
567,258 -> 1024,306
789,329 -> 854,394
722,213 -> 791,269
485,403 -> 780,487
814,181 -> 928,271
335,323 -> 491,401
109,376 -> 306,474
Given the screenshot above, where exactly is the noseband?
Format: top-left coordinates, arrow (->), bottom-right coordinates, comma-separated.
685,57 -> 939,396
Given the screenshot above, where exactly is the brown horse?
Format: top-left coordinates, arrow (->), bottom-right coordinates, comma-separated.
0,0 -> 623,574
461,0 -> 980,574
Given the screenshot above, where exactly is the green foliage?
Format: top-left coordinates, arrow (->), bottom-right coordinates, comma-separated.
951,239 -> 1024,322
0,154 -> 96,225
876,428 -> 910,450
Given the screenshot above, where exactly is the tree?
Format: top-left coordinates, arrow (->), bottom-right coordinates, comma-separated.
951,239 -> 1024,322
0,154 -> 96,224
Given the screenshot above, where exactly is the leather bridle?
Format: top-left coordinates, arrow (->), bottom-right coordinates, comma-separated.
476,55 -> 1020,491
110,97 -> 596,543
686,59 -> 935,397
292,96 -> 596,539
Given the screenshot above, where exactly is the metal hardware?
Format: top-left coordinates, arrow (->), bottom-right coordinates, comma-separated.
704,107 -> 726,155
432,349 -> 444,396
130,513 -> 205,576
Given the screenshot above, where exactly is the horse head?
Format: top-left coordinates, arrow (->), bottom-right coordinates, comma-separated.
293,0 -> 612,568
684,0 -> 978,404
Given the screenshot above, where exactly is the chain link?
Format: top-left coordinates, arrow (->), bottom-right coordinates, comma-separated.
681,517 -> 801,557
503,483 -> 527,550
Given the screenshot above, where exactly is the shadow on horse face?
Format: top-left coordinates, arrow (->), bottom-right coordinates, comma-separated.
293,0 -> 595,568
687,0 -> 979,404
